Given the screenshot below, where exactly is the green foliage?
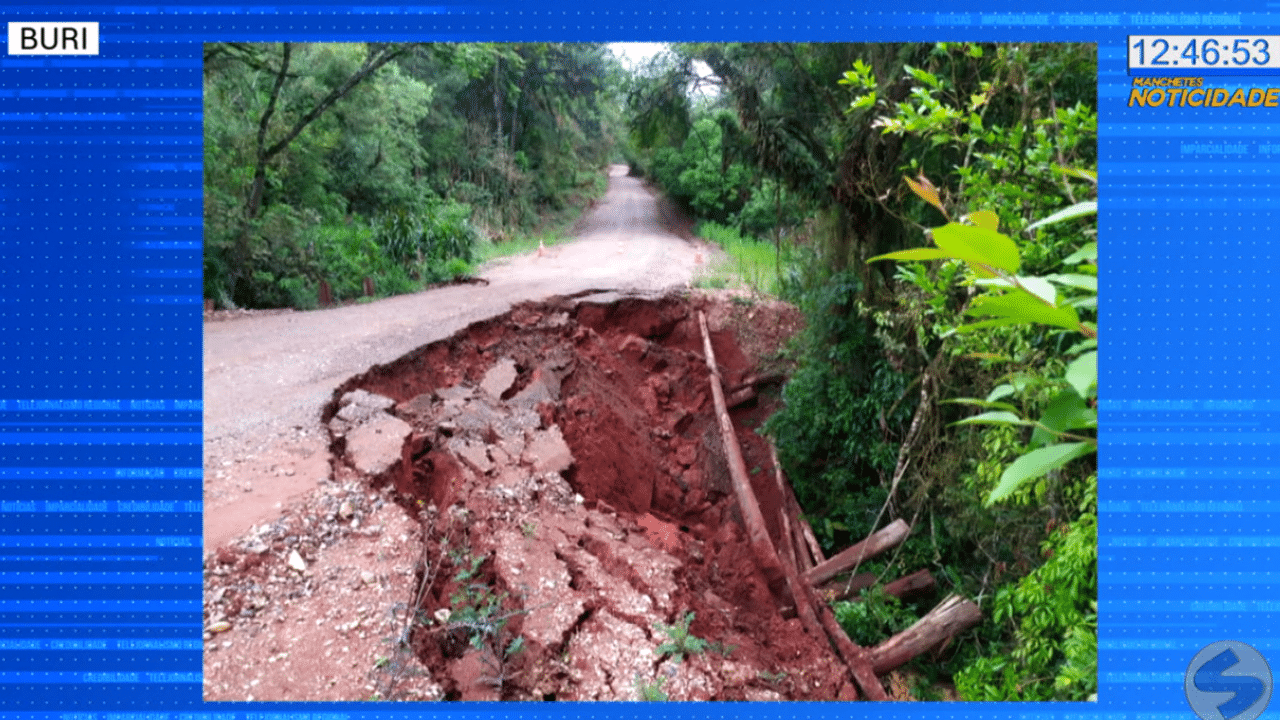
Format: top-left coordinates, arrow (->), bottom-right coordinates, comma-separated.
653,611 -> 708,663
372,200 -> 481,278
634,674 -> 669,701
873,182 -> 1097,505
833,587 -> 919,647
205,42 -> 625,308
953,508 -> 1097,700
695,221 -> 779,294
764,270 -> 914,545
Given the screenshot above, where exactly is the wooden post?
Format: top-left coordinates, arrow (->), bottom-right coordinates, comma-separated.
318,279 -> 332,307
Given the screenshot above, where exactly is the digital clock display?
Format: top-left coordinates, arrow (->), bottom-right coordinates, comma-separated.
1129,35 -> 1280,73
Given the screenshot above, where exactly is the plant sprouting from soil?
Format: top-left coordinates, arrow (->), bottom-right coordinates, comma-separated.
635,673 -> 669,701
654,611 -> 709,663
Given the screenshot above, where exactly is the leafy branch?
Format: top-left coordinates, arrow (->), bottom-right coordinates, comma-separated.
870,172 -> 1097,506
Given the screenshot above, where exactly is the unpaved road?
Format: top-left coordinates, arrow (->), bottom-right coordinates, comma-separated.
204,165 -> 707,550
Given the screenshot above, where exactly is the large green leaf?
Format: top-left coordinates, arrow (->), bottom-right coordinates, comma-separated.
945,397 -> 1019,413
986,383 -> 1016,402
975,276 -> 1059,307
1025,201 -> 1097,233
867,248 -> 953,264
966,292 -> 1082,332
966,210 -> 1000,231
931,223 -> 1020,275
986,442 -> 1094,506
1066,351 -> 1098,399
953,411 -> 1036,428
1047,273 -> 1098,292
1031,391 -> 1096,448
1062,242 -> 1098,264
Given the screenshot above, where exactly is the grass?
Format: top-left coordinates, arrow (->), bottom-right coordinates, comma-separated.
694,221 -> 781,296
477,230 -> 574,263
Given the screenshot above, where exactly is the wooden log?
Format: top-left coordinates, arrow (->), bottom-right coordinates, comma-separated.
816,604 -> 889,701
775,463 -> 825,568
882,569 -> 935,601
699,311 -> 896,701
701,312 -> 860,691
726,371 -> 786,394
797,512 -> 826,567
821,569 -> 935,604
868,594 -> 983,675
697,311 -> 784,585
766,441 -> 801,573
819,572 -> 877,602
725,386 -> 757,409
804,518 -> 911,586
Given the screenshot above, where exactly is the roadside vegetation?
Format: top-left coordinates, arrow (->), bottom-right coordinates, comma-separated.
204,41 -> 1097,700
626,42 -> 1097,700
203,42 -> 624,309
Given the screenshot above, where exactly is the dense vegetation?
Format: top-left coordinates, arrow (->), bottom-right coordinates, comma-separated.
203,41 -> 1098,700
626,42 -> 1097,700
204,42 -> 624,309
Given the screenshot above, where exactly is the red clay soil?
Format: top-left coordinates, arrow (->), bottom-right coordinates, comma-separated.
207,292 -> 881,701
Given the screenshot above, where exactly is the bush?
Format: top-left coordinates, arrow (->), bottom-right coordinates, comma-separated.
833,587 -> 919,647
763,271 -> 915,547
953,505 -> 1096,700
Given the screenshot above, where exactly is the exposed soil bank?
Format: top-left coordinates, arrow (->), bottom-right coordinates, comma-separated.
205,291 -> 882,701
318,292 -> 852,700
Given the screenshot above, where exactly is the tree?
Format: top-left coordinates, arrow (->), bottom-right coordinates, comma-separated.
204,42 -> 411,304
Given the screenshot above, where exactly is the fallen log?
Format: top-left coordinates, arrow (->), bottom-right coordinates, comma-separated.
821,569 -> 936,604
698,311 -> 882,700
804,518 -> 911,586
773,457 -> 825,568
816,604 -> 890,701
766,442 -> 800,573
697,311 -> 785,585
725,386 -> 757,409
819,572 -> 877,602
868,594 -> 982,675
726,371 -> 786,394
883,569 -> 935,601
796,512 -> 825,567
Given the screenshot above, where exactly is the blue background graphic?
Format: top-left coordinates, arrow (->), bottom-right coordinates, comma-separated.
0,0 -> 1274,717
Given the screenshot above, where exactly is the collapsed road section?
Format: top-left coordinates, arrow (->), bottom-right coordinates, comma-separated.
203,291 -> 980,701
319,292 -> 859,700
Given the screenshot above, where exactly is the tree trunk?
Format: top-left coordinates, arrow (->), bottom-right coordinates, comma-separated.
493,55 -> 504,150
233,42 -> 407,303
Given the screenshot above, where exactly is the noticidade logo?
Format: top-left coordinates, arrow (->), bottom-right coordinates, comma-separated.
1185,641 -> 1273,720
1129,78 -> 1280,108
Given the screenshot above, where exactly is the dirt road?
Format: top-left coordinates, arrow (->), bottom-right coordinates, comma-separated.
203,165 -> 706,549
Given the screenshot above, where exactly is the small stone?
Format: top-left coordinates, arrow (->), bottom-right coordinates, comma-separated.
338,501 -> 355,519
434,608 -> 451,624
288,550 -> 307,572
360,571 -> 376,585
